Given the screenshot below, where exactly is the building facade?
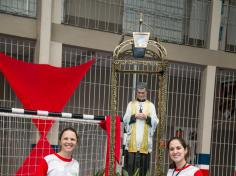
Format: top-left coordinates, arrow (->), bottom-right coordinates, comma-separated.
0,0 -> 235,175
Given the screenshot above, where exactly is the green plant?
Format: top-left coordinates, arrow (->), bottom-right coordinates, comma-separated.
94,168 -> 151,176
93,169 -> 104,176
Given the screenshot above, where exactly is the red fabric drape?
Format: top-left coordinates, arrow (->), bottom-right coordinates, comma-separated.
0,53 -> 95,112
99,116 -> 121,176
0,53 -> 95,175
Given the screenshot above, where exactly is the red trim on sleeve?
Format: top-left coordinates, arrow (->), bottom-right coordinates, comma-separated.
35,159 -> 48,176
201,169 -> 209,176
195,169 -> 204,176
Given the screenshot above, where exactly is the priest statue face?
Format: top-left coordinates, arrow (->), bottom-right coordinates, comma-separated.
136,82 -> 147,101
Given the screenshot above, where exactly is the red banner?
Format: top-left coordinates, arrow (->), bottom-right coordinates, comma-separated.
0,53 -> 95,175
100,116 -> 121,176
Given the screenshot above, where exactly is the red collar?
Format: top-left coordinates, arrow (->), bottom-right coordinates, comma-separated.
54,153 -> 72,162
175,164 -> 190,171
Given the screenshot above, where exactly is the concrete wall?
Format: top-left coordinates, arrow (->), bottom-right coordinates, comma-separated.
0,13 -> 236,69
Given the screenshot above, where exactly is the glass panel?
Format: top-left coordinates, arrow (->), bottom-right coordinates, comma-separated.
219,0 -> 236,53
62,0 -> 211,48
0,0 -> 37,18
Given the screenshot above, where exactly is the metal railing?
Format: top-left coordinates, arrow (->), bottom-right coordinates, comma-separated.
62,0 -> 211,48
210,68 -> 236,176
219,0 -> 236,53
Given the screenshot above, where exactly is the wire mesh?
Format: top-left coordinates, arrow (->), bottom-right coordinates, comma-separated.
62,45 -> 113,116
0,34 -> 235,175
62,45 -> 204,174
210,68 -> 236,176
0,113 -> 106,176
162,62 -> 203,174
0,34 -> 35,108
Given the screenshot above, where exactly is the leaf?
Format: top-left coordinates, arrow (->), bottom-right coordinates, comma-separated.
133,168 -> 140,176
122,169 -> 129,176
94,169 -> 105,176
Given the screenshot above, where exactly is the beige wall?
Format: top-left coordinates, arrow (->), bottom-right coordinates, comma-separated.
0,14 -> 37,39
0,14 -> 236,69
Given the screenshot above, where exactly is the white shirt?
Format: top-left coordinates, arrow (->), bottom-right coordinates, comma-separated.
35,153 -> 79,176
167,165 -> 203,176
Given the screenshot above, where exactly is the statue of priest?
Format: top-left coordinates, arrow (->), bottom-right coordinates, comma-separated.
123,82 -> 159,176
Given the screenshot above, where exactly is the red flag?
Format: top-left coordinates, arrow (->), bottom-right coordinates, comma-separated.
0,53 -> 95,175
100,116 -> 121,176
0,53 -> 95,112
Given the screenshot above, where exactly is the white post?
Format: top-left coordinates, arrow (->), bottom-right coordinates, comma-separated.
34,0 -> 63,149
197,65 -> 216,175
208,0 -> 222,50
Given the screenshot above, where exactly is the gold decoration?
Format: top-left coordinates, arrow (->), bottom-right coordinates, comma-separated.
110,37 -> 168,176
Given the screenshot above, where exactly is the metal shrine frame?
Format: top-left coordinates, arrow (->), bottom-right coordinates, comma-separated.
109,38 -> 168,176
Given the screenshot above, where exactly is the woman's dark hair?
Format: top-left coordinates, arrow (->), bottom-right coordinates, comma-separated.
167,137 -> 190,169
58,127 -> 79,142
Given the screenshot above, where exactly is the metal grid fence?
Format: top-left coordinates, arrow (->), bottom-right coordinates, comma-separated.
0,34 -> 35,108
219,0 -> 236,53
0,34 -> 235,175
0,113 -> 106,176
61,45 -> 203,174
210,68 -> 236,176
163,62 -> 202,173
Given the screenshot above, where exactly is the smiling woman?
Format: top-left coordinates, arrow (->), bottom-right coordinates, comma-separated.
35,127 -> 79,176
166,137 -> 203,176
